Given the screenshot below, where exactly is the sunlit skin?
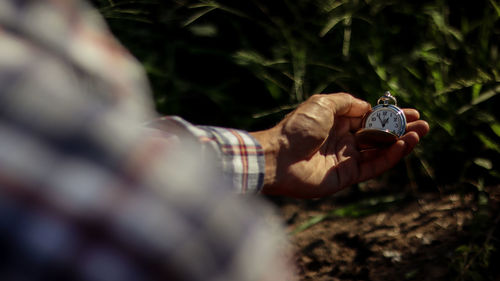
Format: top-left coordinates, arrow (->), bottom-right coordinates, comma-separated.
251,93 -> 430,198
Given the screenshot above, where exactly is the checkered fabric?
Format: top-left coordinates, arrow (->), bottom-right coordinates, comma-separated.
0,1 -> 293,280
147,116 -> 265,194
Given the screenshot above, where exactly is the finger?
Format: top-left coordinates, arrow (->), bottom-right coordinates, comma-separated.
359,147 -> 383,163
358,127 -> 425,181
334,116 -> 365,135
349,116 -> 365,131
322,93 -> 371,117
403,108 -> 420,122
358,140 -> 407,182
360,124 -> 425,159
400,131 -> 420,156
406,120 -> 430,138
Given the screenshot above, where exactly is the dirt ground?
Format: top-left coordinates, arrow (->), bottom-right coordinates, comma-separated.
270,182 -> 500,281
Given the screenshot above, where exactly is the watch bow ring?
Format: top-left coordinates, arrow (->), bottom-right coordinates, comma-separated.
355,91 -> 407,149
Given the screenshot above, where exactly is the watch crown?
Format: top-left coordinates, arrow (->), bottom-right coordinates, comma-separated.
378,91 -> 397,106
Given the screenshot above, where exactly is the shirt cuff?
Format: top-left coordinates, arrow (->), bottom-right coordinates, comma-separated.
147,116 -> 265,194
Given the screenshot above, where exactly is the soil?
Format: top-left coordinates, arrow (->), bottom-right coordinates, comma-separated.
270,182 -> 500,281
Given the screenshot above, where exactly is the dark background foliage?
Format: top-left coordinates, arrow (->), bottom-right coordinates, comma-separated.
92,0 -> 500,190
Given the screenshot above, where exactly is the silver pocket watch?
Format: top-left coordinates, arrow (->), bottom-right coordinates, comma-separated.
355,91 -> 407,149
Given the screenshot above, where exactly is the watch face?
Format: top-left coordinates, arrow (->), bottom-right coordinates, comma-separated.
364,104 -> 406,137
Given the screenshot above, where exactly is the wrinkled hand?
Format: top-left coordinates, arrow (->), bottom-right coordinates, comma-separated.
251,93 -> 429,198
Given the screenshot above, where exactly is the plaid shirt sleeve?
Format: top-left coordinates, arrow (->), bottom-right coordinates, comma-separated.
148,116 -> 265,194
0,1 -> 294,281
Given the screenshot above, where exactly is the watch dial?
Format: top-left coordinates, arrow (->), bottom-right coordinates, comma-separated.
365,106 -> 405,136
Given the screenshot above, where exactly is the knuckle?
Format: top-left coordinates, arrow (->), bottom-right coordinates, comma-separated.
308,94 -> 331,109
309,94 -> 325,103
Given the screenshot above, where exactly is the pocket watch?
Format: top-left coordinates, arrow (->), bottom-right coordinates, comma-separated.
355,91 -> 407,149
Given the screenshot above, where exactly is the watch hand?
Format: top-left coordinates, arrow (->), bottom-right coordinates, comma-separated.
379,115 -> 388,127
377,114 -> 383,125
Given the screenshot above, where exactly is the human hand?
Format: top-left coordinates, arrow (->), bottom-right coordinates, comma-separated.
251,93 -> 429,198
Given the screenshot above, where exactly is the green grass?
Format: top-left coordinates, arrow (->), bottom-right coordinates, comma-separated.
290,194 -> 407,235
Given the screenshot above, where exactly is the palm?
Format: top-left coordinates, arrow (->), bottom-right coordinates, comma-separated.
283,117 -> 362,198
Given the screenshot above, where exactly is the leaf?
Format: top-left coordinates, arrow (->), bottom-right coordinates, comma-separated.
455,244 -> 471,254
252,104 -> 297,119
477,132 -> 500,153
319,14 -> 351,37
416,49 -> 443,64
290,195 -> 405,235
405,269 -> 419,280
183,6 -> 217,27
318,0 -> 347,13
474,158 -> 493,170
107,8 -> 149,15
489,0 -> 500,17
405,66 -> 422,79
368,54 -> 387,81
437,120 -> 455,136
491,123 -> 500,137
427,10 -> 463,42
472,84 -> 482,100
265,82 -> 282,100
458,84 -> 500,114
290,214 -> 328,235
189,24 -> 218,37
470,86 -> 500,105
233,50 -> 287,67
187,1 -> 251,22
419,156 -> 436,180
431,69 -> 444,92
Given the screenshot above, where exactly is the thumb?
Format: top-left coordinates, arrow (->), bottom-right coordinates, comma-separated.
326,93 -> 371,117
